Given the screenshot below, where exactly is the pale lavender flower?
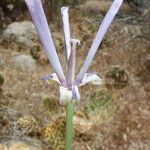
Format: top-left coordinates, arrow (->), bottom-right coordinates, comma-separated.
25,0 -> 124,105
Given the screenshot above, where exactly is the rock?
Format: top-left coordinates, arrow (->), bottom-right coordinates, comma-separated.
14,55 -> 36,72
0,139 -> 42,150
3,21 -> 37,47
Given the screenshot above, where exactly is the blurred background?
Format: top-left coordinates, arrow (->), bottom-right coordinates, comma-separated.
0,0 -> 150,150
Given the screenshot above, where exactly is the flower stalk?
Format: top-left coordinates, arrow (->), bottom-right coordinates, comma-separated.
65,102 -> 74,150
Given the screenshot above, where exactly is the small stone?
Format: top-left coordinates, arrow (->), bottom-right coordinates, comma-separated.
15,55 -> 36,72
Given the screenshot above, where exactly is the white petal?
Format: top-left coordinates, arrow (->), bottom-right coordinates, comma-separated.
59,85 -> 80,105
41,73 -> 61,84
79,73 -> 102,87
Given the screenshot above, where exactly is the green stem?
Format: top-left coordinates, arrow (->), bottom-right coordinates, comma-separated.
65,102 -> 74,150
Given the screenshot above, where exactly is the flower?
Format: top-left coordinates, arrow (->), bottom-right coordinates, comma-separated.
25,0 -> 124,105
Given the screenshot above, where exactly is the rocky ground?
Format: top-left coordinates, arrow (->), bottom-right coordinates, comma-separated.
0,0 -> 150,150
